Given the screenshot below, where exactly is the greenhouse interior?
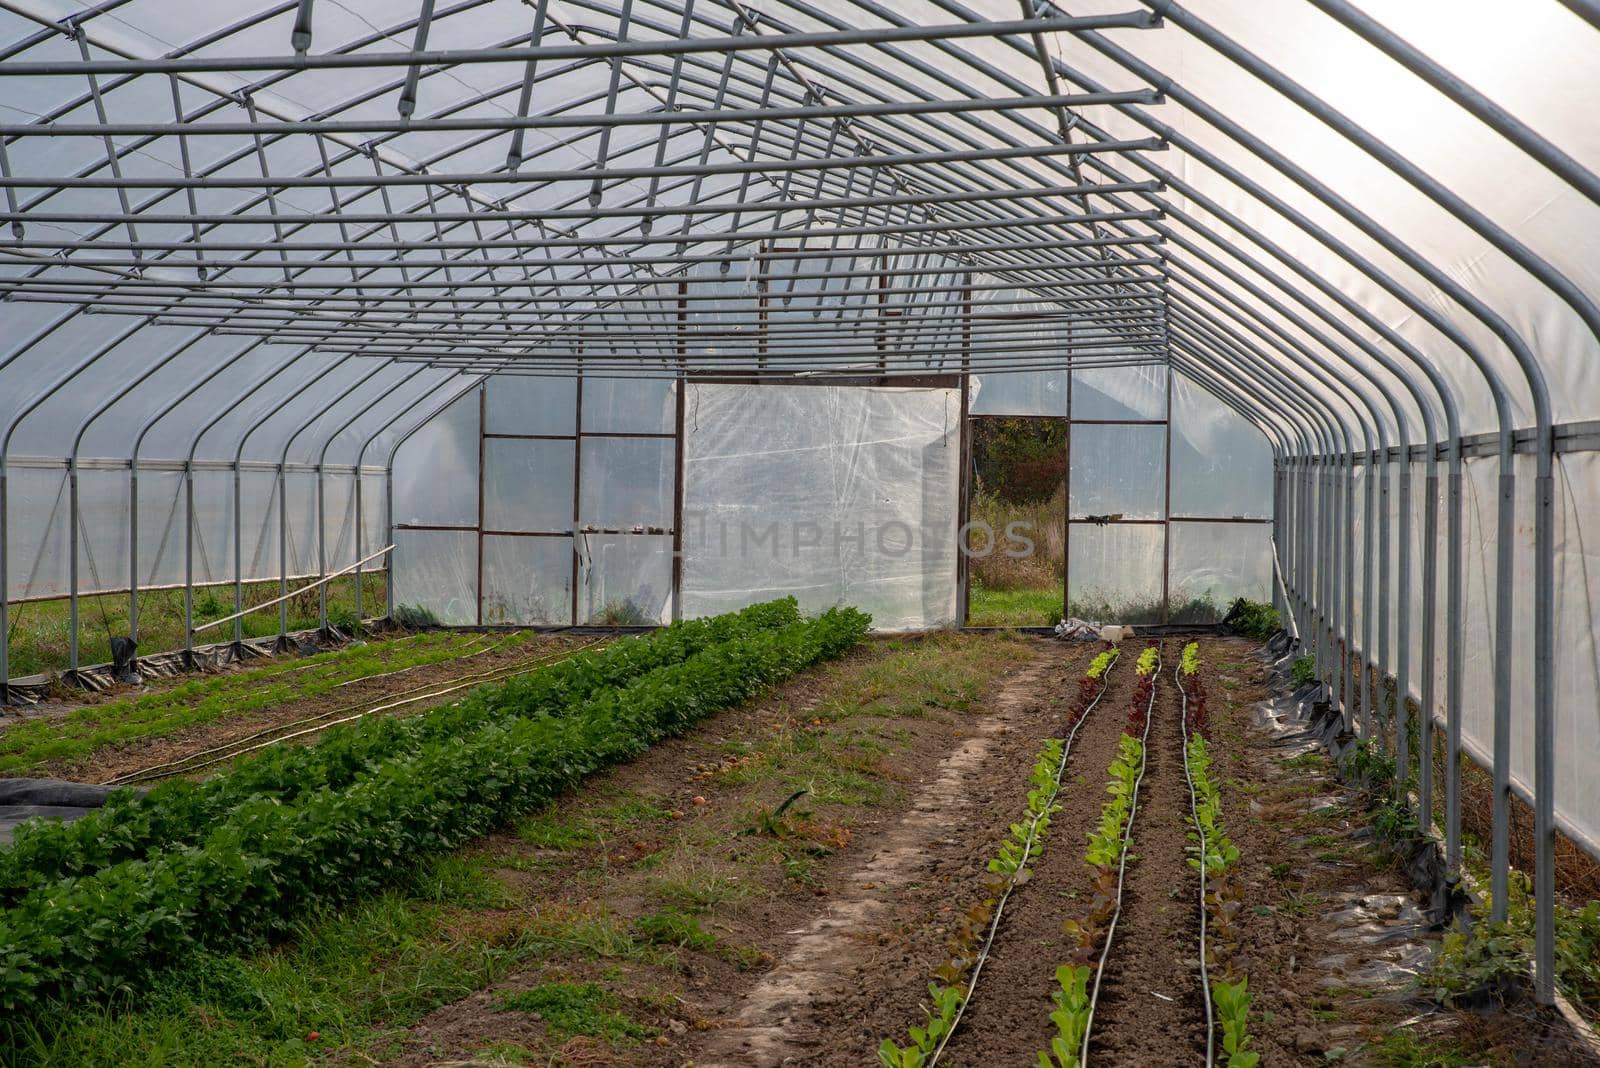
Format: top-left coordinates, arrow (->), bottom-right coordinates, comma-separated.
0,0 -> 1597,1064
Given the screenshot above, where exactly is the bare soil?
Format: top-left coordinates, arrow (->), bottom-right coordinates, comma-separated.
932,646 -> 1142,1066
1083,647 -> 1207,1063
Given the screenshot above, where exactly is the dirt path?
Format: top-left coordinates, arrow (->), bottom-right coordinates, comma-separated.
688,655 -> 1059,1065
934,647 -> 1139,1066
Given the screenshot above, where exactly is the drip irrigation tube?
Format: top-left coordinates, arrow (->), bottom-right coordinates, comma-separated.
928,646 -> 1123,1066
1178,655 -> 1217,1068
1081,641 -> 1162,1064
102,635 -> 606,785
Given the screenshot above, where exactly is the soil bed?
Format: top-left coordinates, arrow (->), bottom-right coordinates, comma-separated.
1082,642 -> 1207,1063
933,645 -> 1140,1066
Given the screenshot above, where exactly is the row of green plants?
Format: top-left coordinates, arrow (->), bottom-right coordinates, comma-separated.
878,647 -> 1121,1068
0,599 -> 802,905
878,736 -> 1070,1068
1181,642 -> 1257,1068
1038,644 -> 1159,1066
0,602 -> 869,1019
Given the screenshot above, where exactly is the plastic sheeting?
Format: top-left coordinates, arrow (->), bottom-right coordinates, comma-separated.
680,383 -> 961,630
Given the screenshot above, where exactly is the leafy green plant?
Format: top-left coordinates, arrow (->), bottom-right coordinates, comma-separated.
1181,641 -> 1201,677
1135,645 -> 1160,676
0,605 -> 870,1018
881,730 -> 1079,1063
1186,735 -> 1240,878
1224,598 -> 1280,642
0,599 -> 802,905
1036,963 -> 1090,1067
1290,654 -> 1316,688
0,629 -> 489,776
988,738 -> 1066,883
878,982 -> 964,1067
1212,978 -> 1259,1068
1085,650 -> 1116,680
1085,735 -> 1142,869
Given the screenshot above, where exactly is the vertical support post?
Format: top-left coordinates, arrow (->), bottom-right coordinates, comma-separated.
354,467 -> 364,623
1063,334 -> 1074,623
1271,461 -> 1284,623
277,461 -> 289,643
1,455 -> 8,701
1343,450 -> 1357,731
1395,450 -> 1412,801
1160,365 -> 1173,623
1419,458 -> 1439,821
476,386 -> 485,626
571,363 -> 583,626
1533,450 -> 1555,1002
68,455 -> 79,675
1378,451 -> 1393,752
129,451 -> 140,647
385,463 -> 395,619
1362,448 -> 1376,742
671,280 -> 687,623
233,458 -> 244,647
183,462 -> 195,664
316,463 -> 328,632
957,272 -> 972,628
1491,457 -> 1516,920
1445,444 -> 1464,868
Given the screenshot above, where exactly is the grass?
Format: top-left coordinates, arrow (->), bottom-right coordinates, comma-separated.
494,982 -> 653,1044
966,581 -> 1062,626
1362,1025 -> 1477,1067
0,627 -> 528,776
4,572 -> 388,677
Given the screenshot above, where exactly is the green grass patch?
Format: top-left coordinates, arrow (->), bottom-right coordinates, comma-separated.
966,582 -> 1061,627
1362,1026 -> 1476,1067
494,982 -> 652,1044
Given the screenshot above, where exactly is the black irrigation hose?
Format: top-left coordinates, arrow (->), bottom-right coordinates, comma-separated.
1081,641 -> 1161,1064
1178,656 -> 1217,1068
929,646 -> 1123,1066
103,635 -> 605,786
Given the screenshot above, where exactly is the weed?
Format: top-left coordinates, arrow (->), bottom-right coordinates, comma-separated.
632,909 -> 716,953
1224,598 -> 1280,642
409,856 -> 517,910
517,808 -> 600,851
649,860 -> 753,913
472,1040 -> 535,1064
391,602 -> 441,628
1290,655 -> 1317,688
494,982 -> 652,1044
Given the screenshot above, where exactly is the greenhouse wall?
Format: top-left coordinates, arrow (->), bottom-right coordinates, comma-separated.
390,367 -> 1273,630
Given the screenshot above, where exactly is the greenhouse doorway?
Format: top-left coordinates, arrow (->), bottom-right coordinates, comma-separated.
965,416 -> 1067,627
